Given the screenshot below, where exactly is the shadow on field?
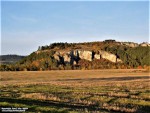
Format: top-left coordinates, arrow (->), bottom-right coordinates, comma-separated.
1,97 -> 150,113
58,76 -> 149,82
0,97 -> 106,112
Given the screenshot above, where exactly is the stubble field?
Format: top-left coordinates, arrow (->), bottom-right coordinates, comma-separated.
0,69 -> 150,113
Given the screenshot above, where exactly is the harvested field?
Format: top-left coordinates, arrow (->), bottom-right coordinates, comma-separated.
0,69 -> 150,113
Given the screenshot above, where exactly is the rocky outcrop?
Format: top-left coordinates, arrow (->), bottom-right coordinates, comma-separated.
94,50 -> 122,63
140,42 -> 150,47
99,50 -> 117,63
78,50 -> 93,61
53,52 -> 60,61
121,42 -> 150,47
116,58 -> 122,63
53,50 -> 122,65
53,50 -> 93,64
69,50 -> 93,61
94,54 -> 101,59
121,42 -> 138,47
63,53 -> 71,64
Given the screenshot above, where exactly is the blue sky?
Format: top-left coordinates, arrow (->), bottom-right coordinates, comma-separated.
1,1 -> 149,55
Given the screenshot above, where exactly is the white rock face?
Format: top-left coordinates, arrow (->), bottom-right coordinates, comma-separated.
69,50 -> 93,61
78,50 -> 93,61
53,49 -> 122,64
95,54 -> 101,59
116,58 -> 122,63
53,54 -> 60,61
99,50 -> 117,63
94,50 -> 122,63
63,54 -> 71,64
140,42 -> 150,47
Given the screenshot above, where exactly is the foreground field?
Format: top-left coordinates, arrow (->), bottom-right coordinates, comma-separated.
0,69 -> 150,113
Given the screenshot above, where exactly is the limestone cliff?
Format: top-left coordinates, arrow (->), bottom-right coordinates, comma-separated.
95,50 -> 122,63
53,50 -> 122,65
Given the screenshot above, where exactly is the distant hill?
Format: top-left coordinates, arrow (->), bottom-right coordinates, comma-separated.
0,55 -> 25,64
0,40 -> 150,71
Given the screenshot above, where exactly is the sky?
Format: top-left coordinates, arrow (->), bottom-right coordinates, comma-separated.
1,1 -> 149,55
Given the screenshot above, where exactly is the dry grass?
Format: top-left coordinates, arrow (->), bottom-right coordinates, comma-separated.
0,69 -> 150,112
1,69 -> 149,85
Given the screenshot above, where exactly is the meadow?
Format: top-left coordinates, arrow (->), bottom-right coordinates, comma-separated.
0,69 -> 150,113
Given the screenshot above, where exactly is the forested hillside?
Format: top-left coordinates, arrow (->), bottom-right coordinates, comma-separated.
0,55 -> 25,64
0,40 -> 149,71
